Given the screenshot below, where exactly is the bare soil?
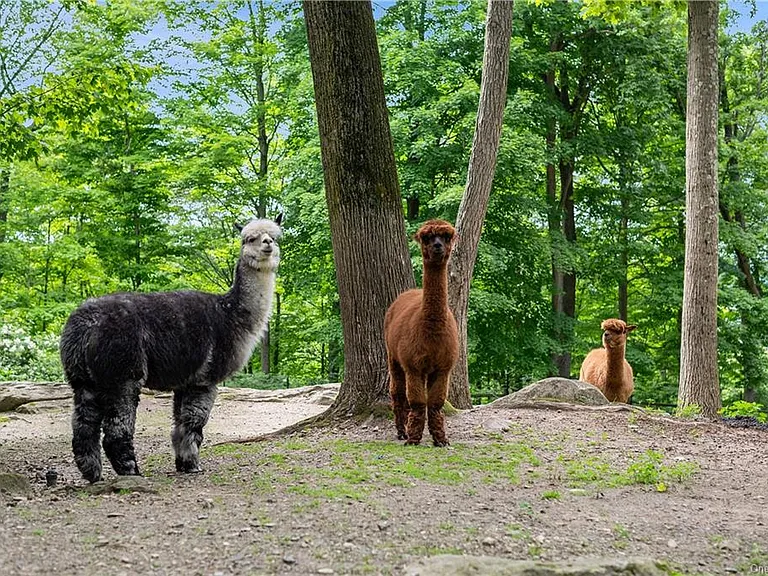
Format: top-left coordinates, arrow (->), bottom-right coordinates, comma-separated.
1,388 -> 767,576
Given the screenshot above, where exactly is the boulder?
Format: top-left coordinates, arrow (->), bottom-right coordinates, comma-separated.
490,377 -> 608,408
0,382 -> 72,412
403,555 -> 666,576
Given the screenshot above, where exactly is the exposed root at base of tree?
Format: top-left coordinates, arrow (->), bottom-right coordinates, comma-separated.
214,400 -> 393,446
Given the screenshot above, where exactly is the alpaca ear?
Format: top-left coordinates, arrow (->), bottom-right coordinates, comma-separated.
234,223 -> 244,233
626,325 -> 637,332
275,213 -> 284,226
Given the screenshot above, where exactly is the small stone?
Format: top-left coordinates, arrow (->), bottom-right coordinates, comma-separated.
377,521 -> 389,531
667,539 -> 678,548
283,555 -> 296,565
106,512 -> 125,518
481,537 -> 496,546
342,542 -> 355,549
317,569 -> 334,575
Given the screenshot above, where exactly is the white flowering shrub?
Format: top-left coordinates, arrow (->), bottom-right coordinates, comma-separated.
0,325 -> 64,381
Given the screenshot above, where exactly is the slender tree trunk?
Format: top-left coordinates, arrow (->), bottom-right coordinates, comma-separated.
273,292 -> 281,371
618,182 -> 630,322
556,157 -> 576,377
678,0 -> 721,418
447,0 -> 514,409
0,167 -> 8,283
304,0 -> 415,415
544,69 -> 564,376
247,0 -> 273,373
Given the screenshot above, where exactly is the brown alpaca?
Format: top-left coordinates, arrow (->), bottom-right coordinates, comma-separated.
579,318 -> 637,403
384,220 -> 459,446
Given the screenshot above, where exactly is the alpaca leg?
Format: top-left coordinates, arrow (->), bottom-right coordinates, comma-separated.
404,373 -> 427,446
172,386 -> 217,473
71,387 -> 104,483
388,360 -> 408,440
426,372 -> 450,447
101,384 -> 142,476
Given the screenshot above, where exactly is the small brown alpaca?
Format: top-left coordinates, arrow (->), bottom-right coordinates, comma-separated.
579,318 -> 637,403
384,220 -> 459,446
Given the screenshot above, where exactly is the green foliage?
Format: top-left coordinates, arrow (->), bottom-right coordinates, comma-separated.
676,404 -> 702,419
719,400 -> 768,422
0,0 -> 767,413
0,325 -> 63,381
558,449 -> 699,489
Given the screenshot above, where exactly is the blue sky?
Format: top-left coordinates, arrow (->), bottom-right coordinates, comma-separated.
728,0 -> 768,31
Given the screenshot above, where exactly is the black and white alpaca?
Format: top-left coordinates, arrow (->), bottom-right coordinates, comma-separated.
60,216 -> 282,483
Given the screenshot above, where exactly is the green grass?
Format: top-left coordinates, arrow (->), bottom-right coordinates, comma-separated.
557,449 -> 699,489
201,435 -> 696,506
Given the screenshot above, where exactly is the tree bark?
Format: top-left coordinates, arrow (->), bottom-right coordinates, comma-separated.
557,156 -> 576,377
678,0 -> 721,419
447,0 -> 514,409
304,0 -> 415,415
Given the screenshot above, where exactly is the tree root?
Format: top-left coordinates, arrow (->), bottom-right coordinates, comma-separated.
213,400 -> 393,446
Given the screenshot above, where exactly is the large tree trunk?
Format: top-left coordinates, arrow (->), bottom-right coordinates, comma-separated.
447,0 -> 514,409
304,0 -> 415,415
678,0 -> 721,419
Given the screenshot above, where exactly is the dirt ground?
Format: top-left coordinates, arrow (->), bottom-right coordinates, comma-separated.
1,387 -> 767,576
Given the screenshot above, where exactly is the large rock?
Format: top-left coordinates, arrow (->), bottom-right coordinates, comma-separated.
490,377 -> 608,408
403,556 -> 666,576
217,383 -> 339,405
0,382 -> 72,412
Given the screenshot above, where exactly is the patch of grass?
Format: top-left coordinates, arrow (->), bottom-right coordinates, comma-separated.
737,543 -> 768,573
612,523 -> 631,550
557,449 -> 699,490
410,545 -> 464,556
518,501 -> 535,517
541,490 -> 561,500
676,404 -> 702,419
527,544 -> 543,558
31,528 -> 45,536
505,523 -> 531,541
315,439 -> 540,489
0,415 -> 10,423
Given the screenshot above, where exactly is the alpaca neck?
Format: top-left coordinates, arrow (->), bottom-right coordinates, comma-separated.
421,261 -> 449,321
225,259 -> 276,332
604,344 -> 626,390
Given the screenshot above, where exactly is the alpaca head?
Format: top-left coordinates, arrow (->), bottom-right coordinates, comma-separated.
414,219 -> 456,266
236,214 -> 283,272
600,318 -> 637,350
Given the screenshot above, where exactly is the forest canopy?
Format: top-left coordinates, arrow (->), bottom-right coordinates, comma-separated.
1,0 -> 767,413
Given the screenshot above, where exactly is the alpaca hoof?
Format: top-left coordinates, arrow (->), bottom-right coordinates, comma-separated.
176,459 -> 203,474
396,431 -> 408,440
404,439 -> 421,446
433,439 -> 450,447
